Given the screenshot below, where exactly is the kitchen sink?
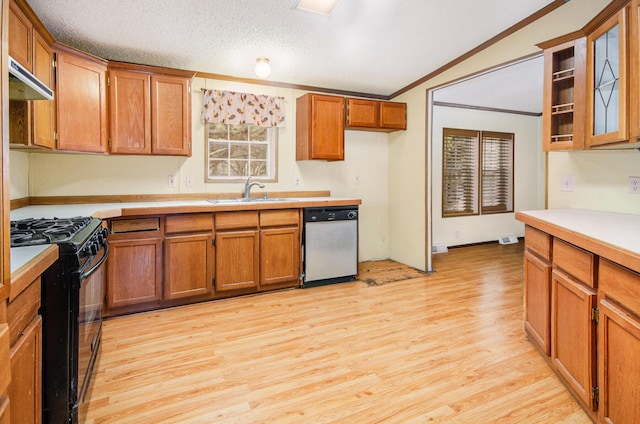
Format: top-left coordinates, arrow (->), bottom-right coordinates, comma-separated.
207,198 -> 299,204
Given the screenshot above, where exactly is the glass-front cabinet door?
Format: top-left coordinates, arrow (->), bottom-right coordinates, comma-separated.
586,8 -> 628,147
629,0 -> 640,139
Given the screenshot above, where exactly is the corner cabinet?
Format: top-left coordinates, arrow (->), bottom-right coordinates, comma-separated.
296,93 -> 345,161
345,98 -> 407,132
108,62 -> 193,156
54,43 -> 108,153
540,34 -> 587,151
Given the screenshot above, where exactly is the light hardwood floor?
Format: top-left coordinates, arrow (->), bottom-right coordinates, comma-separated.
84,242 -> 591,423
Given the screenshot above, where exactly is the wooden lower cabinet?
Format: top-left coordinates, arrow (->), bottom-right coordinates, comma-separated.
598,298 -> 640,424
165,233 -> 213,300
0,396 -> 9,424
106,237 -> 163,311
0,324 -> 10,424
551,269 -> 597,411
523,250 -> 552,354
9,316 -> 41,424
260,226 -> 300,287
215,230 -> 259,291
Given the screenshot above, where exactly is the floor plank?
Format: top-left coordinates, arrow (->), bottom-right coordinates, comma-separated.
84,242 -> 590,423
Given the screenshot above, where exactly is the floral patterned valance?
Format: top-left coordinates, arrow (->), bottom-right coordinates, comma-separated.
202,89 -> 285,127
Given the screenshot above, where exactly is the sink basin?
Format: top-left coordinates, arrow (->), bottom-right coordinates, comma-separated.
208,198 -> 299,204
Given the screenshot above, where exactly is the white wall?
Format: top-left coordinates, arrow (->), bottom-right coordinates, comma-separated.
547,150 -> 640,213
431,106 -> 544,247
388,0 -> 610,271
9,77 -> 391,262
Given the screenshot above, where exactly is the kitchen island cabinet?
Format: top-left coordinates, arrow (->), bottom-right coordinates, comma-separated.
516,208 -> 640,423
523,226 -> 552,354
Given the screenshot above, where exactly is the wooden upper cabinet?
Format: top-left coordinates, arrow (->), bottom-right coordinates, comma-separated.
108,63 -> 192,156
296,93 -> 345,161
345,98 -> 406,132
629,0 -> 640,140
55,44 -> 108,153
8,0 -> 32,70
108,69 -> 152,154
540,35 -> 587,151
32,31 -> 55,149
586,6 -> 628,148
151,74 -> 191,156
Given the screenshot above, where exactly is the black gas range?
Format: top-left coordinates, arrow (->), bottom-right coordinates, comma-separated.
10,216 -> 109,424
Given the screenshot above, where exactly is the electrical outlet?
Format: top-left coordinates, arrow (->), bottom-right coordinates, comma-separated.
186,176 -> 194,188
167,175 -> 177,188
295,177 -> 302,186
629,176 -> 640,194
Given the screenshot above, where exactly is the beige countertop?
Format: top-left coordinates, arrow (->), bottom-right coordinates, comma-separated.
10,197 -> 362,220
516,208 -> 640,273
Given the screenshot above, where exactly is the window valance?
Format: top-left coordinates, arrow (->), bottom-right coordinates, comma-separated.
202,89 -> 285,127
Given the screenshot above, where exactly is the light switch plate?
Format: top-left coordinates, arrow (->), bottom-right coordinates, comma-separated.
561,175 -> 574,192
628,176 -> 640,194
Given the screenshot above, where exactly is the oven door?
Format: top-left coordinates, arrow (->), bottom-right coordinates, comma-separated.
77,242 -> 109,408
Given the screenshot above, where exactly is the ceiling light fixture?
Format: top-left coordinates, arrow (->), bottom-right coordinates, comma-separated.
255,57 -> 271,79
293,0 -> 341,16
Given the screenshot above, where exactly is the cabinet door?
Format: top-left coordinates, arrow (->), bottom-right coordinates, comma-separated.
109,70 -> 151,154
9,316 -> 42,424
346,98 -> 379,128
32,31 -> 55,149
260,227 -> 300,288
151,75 -> 191,156
215,230 -> 259,291
106,238 -> 163,309
524,251 -> 552,354
55,49 -> 108,153
8,0 -> 32,70
586,7 -> 628,147
551,270 -> 597,410
598,298 -> 640,424
629,0 -> 640,139
296,93 -> 344,160
380,101 -> 407,130
165,233 -> 213,300
0,396 -> 9,424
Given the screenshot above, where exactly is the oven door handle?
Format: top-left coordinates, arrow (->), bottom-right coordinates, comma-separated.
80,243 -> 109,281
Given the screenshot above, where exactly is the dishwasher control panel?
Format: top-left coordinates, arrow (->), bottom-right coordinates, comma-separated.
304,206 -> 358,222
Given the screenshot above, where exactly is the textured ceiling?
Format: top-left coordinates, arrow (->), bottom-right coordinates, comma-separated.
25,0 -> 556,97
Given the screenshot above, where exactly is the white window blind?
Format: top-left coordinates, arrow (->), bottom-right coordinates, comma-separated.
481,131 -> 514,214
442,128 -> 479,217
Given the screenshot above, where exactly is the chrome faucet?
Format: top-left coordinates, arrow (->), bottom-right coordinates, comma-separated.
243,176 -> 265,199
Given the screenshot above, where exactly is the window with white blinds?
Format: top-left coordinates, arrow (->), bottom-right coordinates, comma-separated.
442,128 -> 514,218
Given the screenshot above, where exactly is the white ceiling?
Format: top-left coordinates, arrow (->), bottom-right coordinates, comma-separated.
25,0 -> 555,97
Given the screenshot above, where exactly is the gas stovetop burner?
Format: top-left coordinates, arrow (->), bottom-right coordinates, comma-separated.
10,216 -> 95,247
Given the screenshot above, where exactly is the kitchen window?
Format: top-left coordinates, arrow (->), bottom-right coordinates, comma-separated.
206,123 -> 277,182
442,128 -> 514,217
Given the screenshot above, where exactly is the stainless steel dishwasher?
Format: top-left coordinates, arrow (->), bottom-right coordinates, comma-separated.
302,206 -> 358,287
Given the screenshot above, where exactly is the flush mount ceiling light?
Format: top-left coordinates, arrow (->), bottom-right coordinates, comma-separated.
254,57 -> 271,79
293,0 -> 341,16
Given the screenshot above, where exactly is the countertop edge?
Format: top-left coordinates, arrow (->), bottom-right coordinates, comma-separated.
516,209 -> 640,274
10,245 -> 58,302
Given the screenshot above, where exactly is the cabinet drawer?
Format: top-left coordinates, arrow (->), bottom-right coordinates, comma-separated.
600,259 -> 640,316
260,210 -> 299,227
553,238 -> 596,288
166,213 -> 213,233
7,278 -> 40,346
0,324 -> 10,395
525,226 -> 552,261
111,218 -> 160,233
215,212 -> 259,230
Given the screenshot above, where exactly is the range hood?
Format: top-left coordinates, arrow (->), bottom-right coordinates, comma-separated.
8,55 -> 54,101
